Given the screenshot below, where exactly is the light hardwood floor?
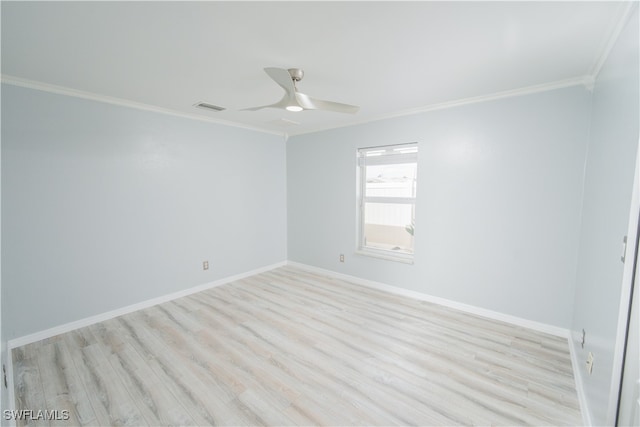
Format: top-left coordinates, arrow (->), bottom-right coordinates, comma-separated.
12,266 -> 582,426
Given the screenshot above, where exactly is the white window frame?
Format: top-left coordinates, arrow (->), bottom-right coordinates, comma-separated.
356,142 -> 418,263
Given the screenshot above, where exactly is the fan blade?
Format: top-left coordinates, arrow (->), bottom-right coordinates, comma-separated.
296,92 -> 359,114
241,95 -> 290,111
264,67 -> 296,99
243,68 -> 358,114
241,105 -> 274,111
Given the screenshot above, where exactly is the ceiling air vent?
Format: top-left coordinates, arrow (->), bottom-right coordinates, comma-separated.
194,102 -> 226,112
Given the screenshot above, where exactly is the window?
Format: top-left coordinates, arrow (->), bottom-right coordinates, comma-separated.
357,143 -> 418,262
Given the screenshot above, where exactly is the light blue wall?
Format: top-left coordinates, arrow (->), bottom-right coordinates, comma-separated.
571,6 -> 639,426
288,86 -> 591,328
0,81 -> 5,420
1,84 -> 287,340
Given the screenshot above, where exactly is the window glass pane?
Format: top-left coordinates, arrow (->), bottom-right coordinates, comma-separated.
363,202 -> 414,254
365,163 -> 417,198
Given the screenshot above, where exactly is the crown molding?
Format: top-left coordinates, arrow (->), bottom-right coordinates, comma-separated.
588,1 -> 637,80
287,75 -> 593,137
3,73 -> 593,140
1,74 -> 286,138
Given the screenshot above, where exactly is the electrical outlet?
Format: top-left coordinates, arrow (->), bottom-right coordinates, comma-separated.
203,261 -> 209,270
339,254 -> 344,263
586,352 -> 594,375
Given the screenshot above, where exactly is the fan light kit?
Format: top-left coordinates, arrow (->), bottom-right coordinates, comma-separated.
244,67 -> 359,114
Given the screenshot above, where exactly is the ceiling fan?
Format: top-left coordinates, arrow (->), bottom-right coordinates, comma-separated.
243,67 -> 359,114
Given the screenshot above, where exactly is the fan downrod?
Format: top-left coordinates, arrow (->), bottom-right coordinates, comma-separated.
287,68 -> 304,82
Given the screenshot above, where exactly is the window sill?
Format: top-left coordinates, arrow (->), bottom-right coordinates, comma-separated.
355,249 -> 414,264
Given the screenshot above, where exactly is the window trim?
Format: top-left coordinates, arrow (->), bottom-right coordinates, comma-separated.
356,142 -> 418,263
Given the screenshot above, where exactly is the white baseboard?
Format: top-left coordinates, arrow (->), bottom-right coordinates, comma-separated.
568,330 -> 592,426
5,349 -> 16,427
286,261 -> 590,422
286,261 -> 570,338
7,261 -> 287,350
7,259 -> 570,348
6,259 -> 586,425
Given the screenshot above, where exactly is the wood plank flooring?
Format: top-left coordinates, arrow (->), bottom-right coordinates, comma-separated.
12,266 -> 583,426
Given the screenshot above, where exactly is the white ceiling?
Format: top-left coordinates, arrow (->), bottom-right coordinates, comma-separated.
1,1 -> 629,137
